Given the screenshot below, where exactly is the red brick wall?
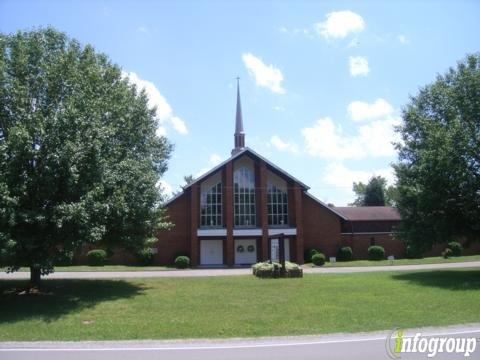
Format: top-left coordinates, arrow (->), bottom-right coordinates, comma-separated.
425,241 -> 480,257
155,191 -> 191,265
302,194 -> 342,257
341,233 -> 406,259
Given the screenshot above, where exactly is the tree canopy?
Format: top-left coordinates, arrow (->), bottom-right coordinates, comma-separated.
0,28 -> 172,285
394,54 -> 480,254
350,176 -> 397,206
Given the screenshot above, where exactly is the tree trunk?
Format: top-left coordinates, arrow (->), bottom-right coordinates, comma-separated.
30,266 -> 41,287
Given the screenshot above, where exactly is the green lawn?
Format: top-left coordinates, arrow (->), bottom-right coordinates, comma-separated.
1,269 -> 480,341
314,254 -> 480,267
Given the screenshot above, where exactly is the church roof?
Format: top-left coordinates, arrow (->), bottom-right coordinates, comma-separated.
334,206 -> 401,221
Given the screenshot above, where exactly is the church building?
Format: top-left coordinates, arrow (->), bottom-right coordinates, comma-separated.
155,83 -> 404,266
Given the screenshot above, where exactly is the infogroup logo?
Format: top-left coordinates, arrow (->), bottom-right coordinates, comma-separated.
386,328 -> 478,358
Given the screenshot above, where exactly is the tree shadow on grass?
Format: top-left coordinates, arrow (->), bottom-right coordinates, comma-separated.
391,270 -> 480,291
0,279 -> 146,324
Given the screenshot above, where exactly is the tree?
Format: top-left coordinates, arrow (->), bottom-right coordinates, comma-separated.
0,28 -> 173,286
172,174 -> 195,196
350,176 -> 397,206
394,54 -> 480,254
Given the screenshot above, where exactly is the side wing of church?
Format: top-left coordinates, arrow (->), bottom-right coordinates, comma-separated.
155,82 -> 404,266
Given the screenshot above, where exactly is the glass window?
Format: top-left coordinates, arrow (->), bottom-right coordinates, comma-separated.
200,182 -> 222,227
234,166 -> 256,227
267,182 -> 288,226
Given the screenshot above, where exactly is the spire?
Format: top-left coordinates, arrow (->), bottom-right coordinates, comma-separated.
232,77 -> 245,156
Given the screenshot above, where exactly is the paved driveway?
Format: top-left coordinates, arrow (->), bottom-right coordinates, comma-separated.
1,261 -> 479,280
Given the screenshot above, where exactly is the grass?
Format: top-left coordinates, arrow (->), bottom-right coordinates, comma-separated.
309,254 -> 480,267
1,268 -> 480,341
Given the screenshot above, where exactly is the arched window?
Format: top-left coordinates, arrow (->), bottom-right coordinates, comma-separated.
200,182 -> 222,227
267,183 -> 288,226
234,166 -> 256,226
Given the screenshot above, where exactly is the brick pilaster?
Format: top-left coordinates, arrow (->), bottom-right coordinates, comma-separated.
190,185 -> 199,266
293,185 -> 304,264
225,162 -> 234,266
259,160 -> 268,261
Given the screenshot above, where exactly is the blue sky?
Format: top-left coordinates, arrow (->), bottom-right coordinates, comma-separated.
1,0 -> 479,205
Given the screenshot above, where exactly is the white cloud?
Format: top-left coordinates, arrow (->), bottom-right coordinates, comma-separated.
270,135 -> 298,154
273,105 -> 285,112
315,10 -> 365,39
301,116 -> 400,160
242,53 -> 285,94
322,163 -> 395,205
397,34 -> 409,44
171,116 -> 188,134
347,98 -> 394,121
138,26 -> 148,34
349,56 -> 370,77
209,153 -> 222,165
122,71 -> 188,135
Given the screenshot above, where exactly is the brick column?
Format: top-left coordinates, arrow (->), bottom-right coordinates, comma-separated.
225,162 -> 234,266
293,185 -> 304,264
259,160 -> 268,261
190,185 -> 199,266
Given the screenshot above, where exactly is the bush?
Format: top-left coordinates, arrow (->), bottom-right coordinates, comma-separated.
337,246 -> 353,261
405,245 -> 424,259
252,261 -> 303,278
311,253 -> 326,266
173,251 -> 189,264
87,249 -> 107,266
175,255 -> 190,269
368,246 -> 385,260
442,248 -> 453,259
447,242 -> 463,257
304,248 -> 319,263
136,248 -> 155,266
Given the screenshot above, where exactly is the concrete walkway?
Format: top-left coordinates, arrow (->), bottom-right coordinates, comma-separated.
1,261 -> 479,280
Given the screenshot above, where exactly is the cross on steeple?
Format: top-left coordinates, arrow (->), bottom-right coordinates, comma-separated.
231,77 -> 245,156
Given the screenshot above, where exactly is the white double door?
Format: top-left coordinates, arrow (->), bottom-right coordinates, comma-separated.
200,239 -> 223,265
234,239 -> 257,265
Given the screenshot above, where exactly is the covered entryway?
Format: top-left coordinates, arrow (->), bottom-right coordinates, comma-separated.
234,239 -> 257,265
200,239 -> 223,265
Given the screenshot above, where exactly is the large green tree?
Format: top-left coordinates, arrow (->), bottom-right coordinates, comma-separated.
394,54 -> 480,254
0,28 -> 172,285
350,176 -> 397,206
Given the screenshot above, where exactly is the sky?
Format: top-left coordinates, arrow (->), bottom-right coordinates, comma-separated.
1,0 -> 479,205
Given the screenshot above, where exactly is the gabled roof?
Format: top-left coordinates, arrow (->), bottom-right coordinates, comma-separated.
163,147 -> 309,206
303,192 -> 349,220
334,206 -> 401,221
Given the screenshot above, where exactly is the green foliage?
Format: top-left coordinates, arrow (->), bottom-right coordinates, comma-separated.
368,246 -> 385,260
394,54 -> 480,251
337,246 -> 353,261
351,176 -> 397,206
304,248 -> 319,263
252,261 -> 303,278
447,242 -> 463,257
0,28 -> 172,282
442,248 -> 453,259
54,250 -> 74,266
87,249 -> 107,266
136,248 -> 155,266
174,256 -> 190,269
311,253 -> 326,266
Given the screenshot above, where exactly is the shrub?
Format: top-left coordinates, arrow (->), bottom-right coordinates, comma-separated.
405,245 -> 424,259
337,246 -> 353,261
175,255 -> 190,269
173,251 -> 189,264
136,248 -> 155,266
87,249 -> 107,266
442,248 -> 453,259
447,242 -> 463,257
252,261 -> 303,278
304,248 -> 319,263
368,246 -> 385,260
311,253 -> 326,266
